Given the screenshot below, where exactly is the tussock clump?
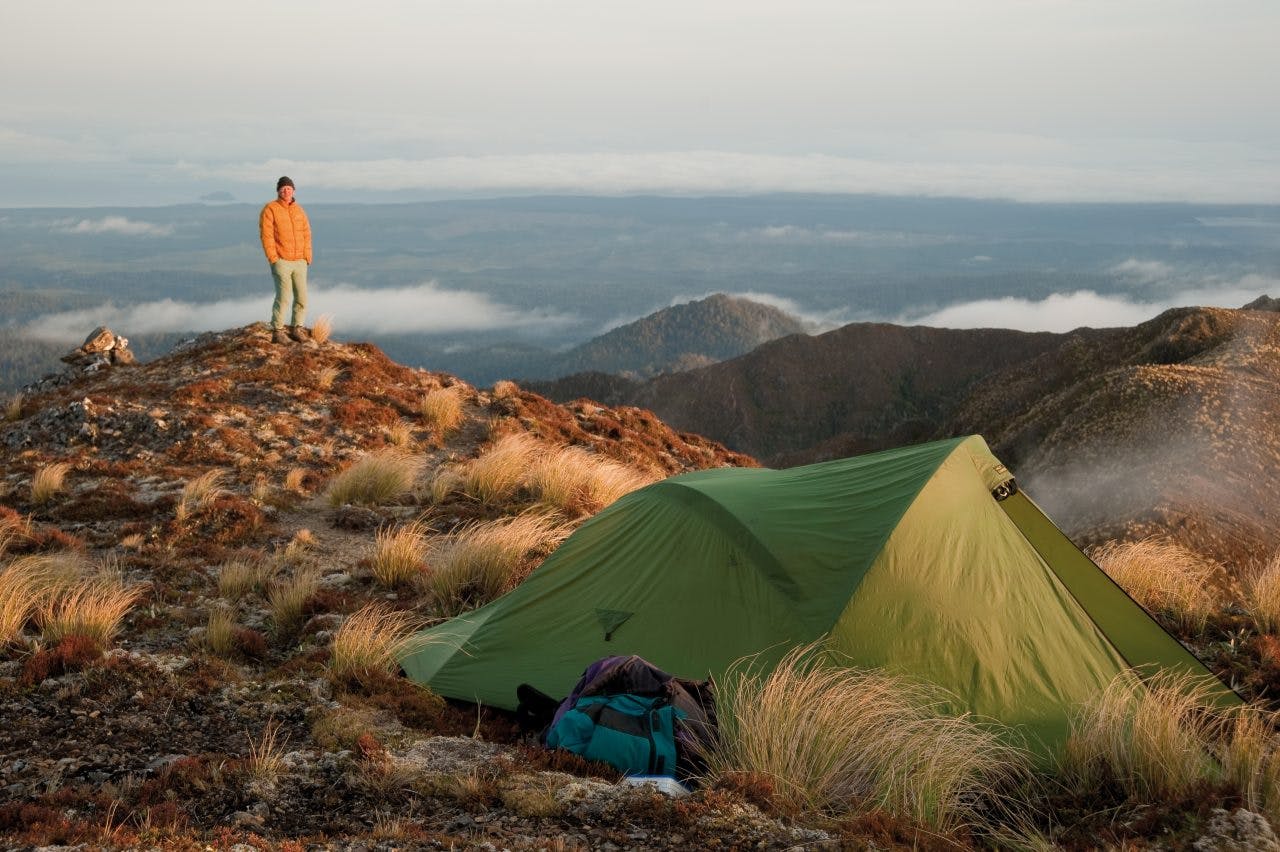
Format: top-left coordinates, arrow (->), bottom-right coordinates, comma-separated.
385,421 -> 414,447
311,313 -> 334,344
1062,669 -> 1280,820
325,449 -> 422,507
246,717 -> 288,781
175,469 -> 228,522
205,606 -> 239,657
491,380 -> 519,400
529,444 -> 655,516
422,513 -> 570,616
420,386 -> 465,439
0,556 -> 56,647
699,644 -> 1030,830
30,461 -> 73,506
369,521 -> 430,589
1091,537 -> 1220,633
268,565 -> 322,636
1246,550 -> 1280,634
4,393 -> 21,422
36,574 -> 143,653
218,559 -> 274,600
329,603 -> 426,688
458,433 -> 542,503
445,433 -> 653,515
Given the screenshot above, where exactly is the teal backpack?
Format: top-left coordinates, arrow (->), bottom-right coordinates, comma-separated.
545,693 -> 685,777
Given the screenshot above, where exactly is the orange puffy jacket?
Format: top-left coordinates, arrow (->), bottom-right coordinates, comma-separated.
259,199 -> 312,264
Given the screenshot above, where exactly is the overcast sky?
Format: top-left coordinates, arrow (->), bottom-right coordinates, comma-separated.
3,1 -> 1278,206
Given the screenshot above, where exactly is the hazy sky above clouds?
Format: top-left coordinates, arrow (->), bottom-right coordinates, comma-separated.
3,0 -> 1278,206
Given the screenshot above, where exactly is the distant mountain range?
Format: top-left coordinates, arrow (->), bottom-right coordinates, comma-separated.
540,293 -> 810,380
531,294 -> 1280,566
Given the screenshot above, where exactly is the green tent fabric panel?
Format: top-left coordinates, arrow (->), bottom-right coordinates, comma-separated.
401,479 -> 816,710
829,439 -> 1132,749
999,491 -> 1241,709
664,436 -> 966,625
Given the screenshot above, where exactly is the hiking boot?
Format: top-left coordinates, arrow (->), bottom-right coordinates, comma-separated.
271,328 -> 289,344
288,325 -> 309,342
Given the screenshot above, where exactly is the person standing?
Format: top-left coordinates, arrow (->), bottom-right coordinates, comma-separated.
259,176 -> 313,343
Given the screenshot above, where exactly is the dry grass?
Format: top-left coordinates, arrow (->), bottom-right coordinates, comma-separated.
4,393 -> 21,422
420,386 -> 465,438
246,717 -> 288,781
491,380 -> 518,400
325,449 -> 423,507
369,521 -> 431,589
385,421 -> 414,447
1091,538 -> 1220,633
529,445 -> 654,517
36,575 -> 143,651
1061,670 -> 1229,801
310,314 -> 334,344
421,513 -> 571,616
268,565 -> 322,636
426,467 -> 463,505
316,365 -> 341,391
699,644 -> 1030,831
1246,550 -> 1280,634
30,461 -> 73,506
0,512 -> 33,557
0,556 -> 61,646
459,433 -> 541,503
176,469 -> 228,522
205,606 -> 238,657
218,560 -> 274,599
328,603 -> 426,686
285,467 -> 309,493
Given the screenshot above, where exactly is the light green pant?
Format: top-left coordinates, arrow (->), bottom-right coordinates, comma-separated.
270,259 -> 308,329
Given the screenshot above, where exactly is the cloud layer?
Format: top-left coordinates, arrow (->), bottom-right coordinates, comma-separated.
19,281 -> 577,344
896,276 -> 1278,333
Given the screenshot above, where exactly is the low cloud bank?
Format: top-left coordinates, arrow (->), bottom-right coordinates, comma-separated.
18,281 -> 577,344
895,276 -> 1279,333
52,216 -> 174,237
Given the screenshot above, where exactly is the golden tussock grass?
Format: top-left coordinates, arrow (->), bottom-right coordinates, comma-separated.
268,565 -> 322,636
30,461 -> 73,506
0,512 -> 32,557
36,574 -> 143,651
328,603 -> 427,686
491,380 -> 519,400
1059,669 -> 1280,815
325,449 -> 423,507
205,606 -> 239,657
246,717 -> 288,781
4,393 -> 21,422
176,469 -> 228,522
450,433 -> 652,514
422,513 -> 571,617
310,314 -> 334,344
459,433 -> 541,503
315,365 -> 341,392
385,421 -> 414,447
0,556 -> 58,646
420,386 -> 465,438
1246,550 -> 1280,634
529,445 -> 655,517
369,521 -> 431,589
218,559 -> 274,600
700,644 -> 1030,831
1091,537 -> 1220,633
284,467 -> 309,493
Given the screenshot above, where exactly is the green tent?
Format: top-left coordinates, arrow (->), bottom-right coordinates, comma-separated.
401,435 -> 1237,751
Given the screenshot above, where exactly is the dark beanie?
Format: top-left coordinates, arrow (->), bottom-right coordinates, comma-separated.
277,176 -> 294,190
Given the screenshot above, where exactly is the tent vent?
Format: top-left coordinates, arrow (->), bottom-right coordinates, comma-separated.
596,609 -> 634,641
991,477 -> 1019,502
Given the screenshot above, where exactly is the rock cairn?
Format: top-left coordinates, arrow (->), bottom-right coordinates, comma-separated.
60,326 -> 136,370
